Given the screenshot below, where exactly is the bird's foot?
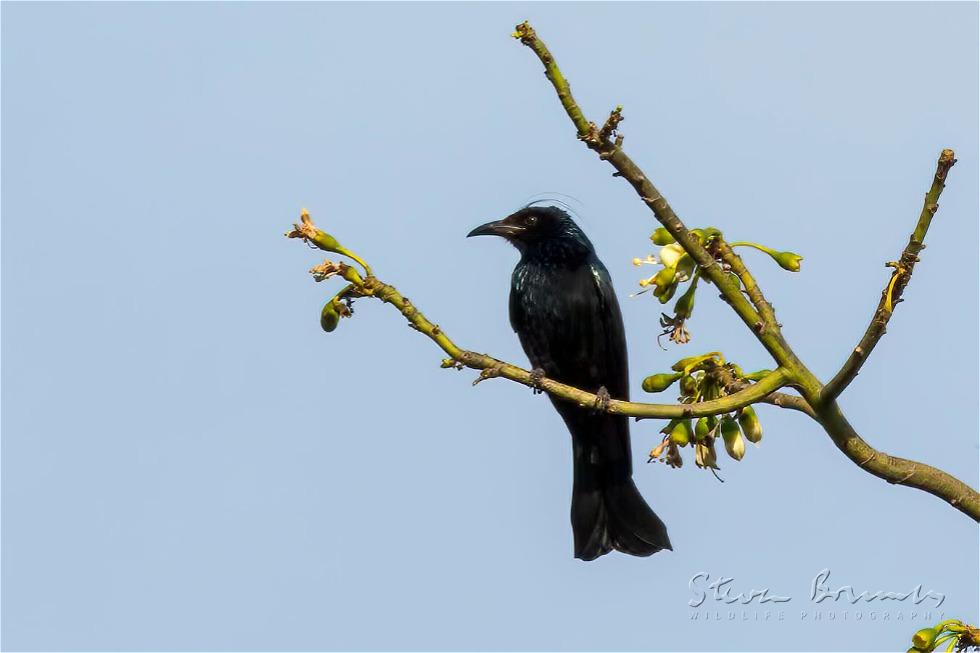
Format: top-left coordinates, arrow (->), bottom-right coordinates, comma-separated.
592,386 -> 612,413
529,368 -> 546,394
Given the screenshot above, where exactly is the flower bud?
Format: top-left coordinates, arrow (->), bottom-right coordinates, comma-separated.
320,296 -> 352,333
731,241 -> 802,273
912,628 -> 938,650
670,419 -> 694,446
672,356 -> 700,373
695,416 -> 711,442
651,227 -> 675,246
771,250 -> 803,272
671,352 -> 721,373
721,417 -> 745,461
642,372 -> 683,393
320,300 -> 341,332
661,419 -> 692,447
739,406 -> 763,443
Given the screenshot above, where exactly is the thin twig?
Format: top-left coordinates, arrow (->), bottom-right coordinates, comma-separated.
821,149 -> 957,403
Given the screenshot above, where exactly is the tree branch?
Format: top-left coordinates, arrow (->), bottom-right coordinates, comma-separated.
821,149 -> 957,403
287,22 -> 979,526
288,213 -> 794,421
725,378 -> 816,419
512,21 -> 803,376
710,238 -> 778,330
815,400 -> 980,520
512,21 -> 979,521
759,392 -> 816,419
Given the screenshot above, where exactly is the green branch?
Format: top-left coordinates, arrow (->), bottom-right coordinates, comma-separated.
285,21 -> 979,525
724,377 -> 816,420
512,21 -> 804,376
512,21 -> 978,521
821,149 -> 957,403
711,239 -> 779,328
287,212 -> 793,421
814,399 -> 980,521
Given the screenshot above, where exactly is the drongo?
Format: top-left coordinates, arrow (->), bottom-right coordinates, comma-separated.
468,205 -> 671,560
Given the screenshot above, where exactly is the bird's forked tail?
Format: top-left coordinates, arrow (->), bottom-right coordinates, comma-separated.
571,442 -> 672,561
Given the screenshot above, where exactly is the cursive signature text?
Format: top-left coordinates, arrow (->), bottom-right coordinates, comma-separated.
688,572 -> 792,607
809,569 -> 945,608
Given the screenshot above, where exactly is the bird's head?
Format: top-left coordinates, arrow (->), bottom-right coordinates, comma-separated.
467,205 -> 593,257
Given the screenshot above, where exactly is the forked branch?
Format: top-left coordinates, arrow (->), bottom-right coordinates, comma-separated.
511,21 -> 978,520
287,22 -> 979,523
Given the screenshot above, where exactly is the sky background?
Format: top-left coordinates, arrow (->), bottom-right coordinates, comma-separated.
2,2 -> 978,651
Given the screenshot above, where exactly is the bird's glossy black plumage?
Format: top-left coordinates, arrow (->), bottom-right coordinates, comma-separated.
468,206 -> 671,560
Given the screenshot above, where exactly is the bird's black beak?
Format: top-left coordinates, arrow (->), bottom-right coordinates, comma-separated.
467,219 -> 523,239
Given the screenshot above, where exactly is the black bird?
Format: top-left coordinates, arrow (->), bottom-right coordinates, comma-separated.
468,205 -> 671,560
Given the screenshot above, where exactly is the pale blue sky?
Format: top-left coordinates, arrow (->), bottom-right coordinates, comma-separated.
2,2 -> 977,651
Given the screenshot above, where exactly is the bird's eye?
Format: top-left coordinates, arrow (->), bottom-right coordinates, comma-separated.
525,214 -> 538,226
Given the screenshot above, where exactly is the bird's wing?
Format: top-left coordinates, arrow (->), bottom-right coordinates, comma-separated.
509,258 -> 630,401
584,258 -> 630,402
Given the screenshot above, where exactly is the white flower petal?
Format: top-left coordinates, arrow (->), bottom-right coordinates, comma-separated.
659,243 -> 685,269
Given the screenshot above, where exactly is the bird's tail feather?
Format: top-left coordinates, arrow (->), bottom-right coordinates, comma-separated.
571,449 -> 671,561
603,480 -> 672,556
